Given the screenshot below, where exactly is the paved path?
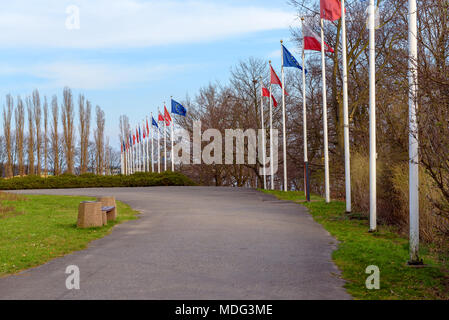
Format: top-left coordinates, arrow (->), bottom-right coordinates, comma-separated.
0,187 -> 350,299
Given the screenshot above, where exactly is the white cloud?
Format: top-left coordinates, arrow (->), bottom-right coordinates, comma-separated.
0,0 -> 296,48
0,61 -> 195,90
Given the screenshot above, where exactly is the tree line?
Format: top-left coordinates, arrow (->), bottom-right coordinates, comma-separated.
1,87 -> 119,177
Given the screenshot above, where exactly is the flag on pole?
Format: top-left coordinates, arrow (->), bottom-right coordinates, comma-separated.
270,65 -> 288,95
146,118 -> 150,135
303,23 -> 334,53
262,87 -> 278,107
133,134 -> 136,145
171,99 -> 187,116
139,126 -> 142,142
158,112 -> 164,122
282,44 -> 308,74
152,117 -> 158,128
320,0 -> 342,21
164,106 -> 172,126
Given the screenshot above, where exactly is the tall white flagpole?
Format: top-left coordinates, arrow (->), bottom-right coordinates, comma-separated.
157,107 -> 161,173
280,40 -> 288,192
408,0 -> 420,264
301,17 -> 309,201
131,137 -> 134,174
138,126 -> 141,172
259,77 -> 267,190
151,112 -> 154,173
120,146 -> 124,174
171,117 -> 174,172
320,18 -> 330,203
269,61 -> 274,190
341,0 -> 352,212
164,104 -> 167,171
127,143 -> 130,175
146,117 -> 150,172
369,0 -> 377,231
142,121 -> 146,172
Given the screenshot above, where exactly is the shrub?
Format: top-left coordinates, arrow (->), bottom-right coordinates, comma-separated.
391,163 -> 449,244
0,172 -> 196,190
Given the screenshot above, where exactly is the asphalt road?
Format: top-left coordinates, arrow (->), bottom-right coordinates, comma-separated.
0,187 -> 350,299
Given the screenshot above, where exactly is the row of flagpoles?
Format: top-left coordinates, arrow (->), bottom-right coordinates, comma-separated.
119,0 -> 420,263
257,0 -> 420,263
120,99 -> 187,176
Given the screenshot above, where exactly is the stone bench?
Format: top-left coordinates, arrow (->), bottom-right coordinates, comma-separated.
77,196 -> 118,228
77,201 -> 103,228
98,196 -> 117,222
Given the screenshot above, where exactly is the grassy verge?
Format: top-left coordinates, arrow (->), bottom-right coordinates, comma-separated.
0,171 -> 196,190
0,194 -> 140,277
261,189 -> 449,300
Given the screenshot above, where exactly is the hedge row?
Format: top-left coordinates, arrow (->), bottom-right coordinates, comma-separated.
0,172 -> 196,190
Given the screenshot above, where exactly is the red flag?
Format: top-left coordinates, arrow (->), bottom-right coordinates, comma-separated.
270,65 -> 288,96
143,126 -> 146,139
320,0 -> 342,21
262,87 -> 278,107
164,105 -> 172,126
136,128 -> 139,143
133,134 -> 136,145
303,23 -> 334,53
158,112 -> 164,122
146,118 -> 149,135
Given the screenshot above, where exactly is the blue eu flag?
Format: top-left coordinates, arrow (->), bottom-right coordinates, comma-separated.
282,44 -> 307,74
171,99 -> 187,117
152,117 -> 158,128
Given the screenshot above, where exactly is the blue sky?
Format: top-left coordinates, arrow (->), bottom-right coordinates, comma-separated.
0,0 -> 302,146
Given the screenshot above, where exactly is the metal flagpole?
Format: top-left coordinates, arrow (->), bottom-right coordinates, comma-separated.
171,115 -> 174,172
408,0 -> 420,264
138,126 -> 141,172
157,107 -> 161,173
127,143 -> 129,175
151,112 -> 154,173
121,146 -> 124,174
280,40 -> 288,192
301,17 -> 310,202
269,61 -> 274,190
369,0 -> 377,231
164,104 -> 167,171
320,18 -> 330,203
259,77 -> 267,190
146,117 -> 150,172
143,121 -> 146,172
131,137 -> 134,174
341,0 -> 352,212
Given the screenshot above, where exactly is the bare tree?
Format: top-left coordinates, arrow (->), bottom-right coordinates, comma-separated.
33,89 -> 42,176
51,95 -> 60,175
26,97 -> 35,175
43,97 -> 48,176
61,87 -> 75,174
14,96 -> 25,176
3,94 -> 14,178
94,106 -> 105,175
78,95 -> 91,174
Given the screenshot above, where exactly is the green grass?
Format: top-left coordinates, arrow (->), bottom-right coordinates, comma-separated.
0,194 -> 140,277
261,190 -> 449,300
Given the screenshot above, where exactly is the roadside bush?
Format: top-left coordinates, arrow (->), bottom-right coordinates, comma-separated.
0,172 -> 196,190
391,164 -> 449,245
